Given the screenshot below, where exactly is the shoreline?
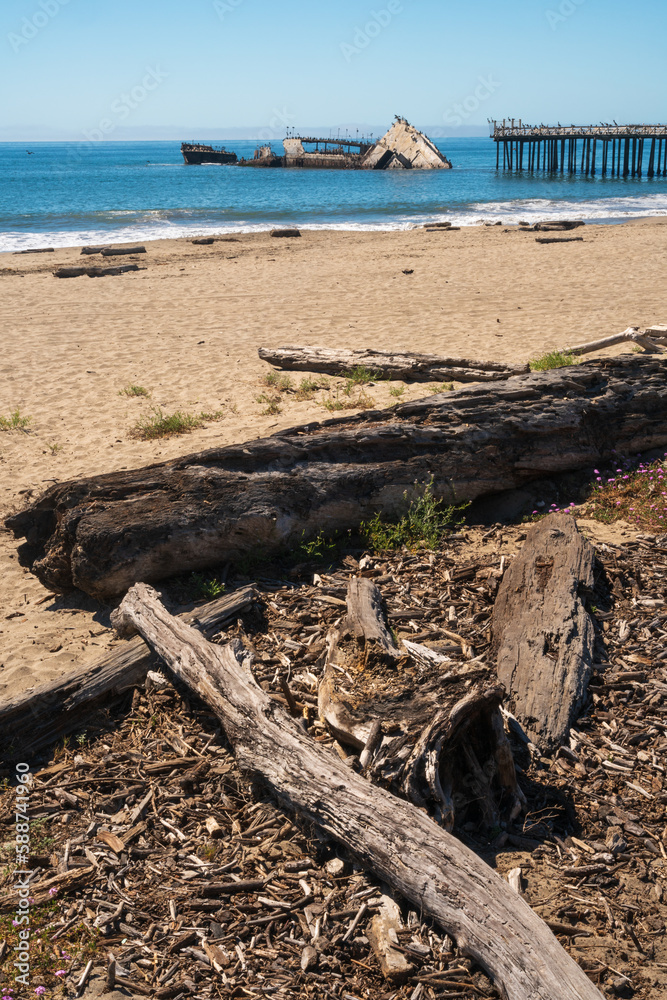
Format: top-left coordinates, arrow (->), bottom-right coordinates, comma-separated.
1,220 -> 665,698
4,212 -> 667,254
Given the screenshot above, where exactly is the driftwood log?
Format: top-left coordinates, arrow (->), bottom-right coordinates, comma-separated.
566,324 -> 667,355
258,345 -> 529,382
54,264 -> 140,279
0,586 -> 254,757
7,356 -> 667,600
112,583 -> 604,1000
319,578 -> 524,829
492,516 -> 595,751
100,245 -> 146,256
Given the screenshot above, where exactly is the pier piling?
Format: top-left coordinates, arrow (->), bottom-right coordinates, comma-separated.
490,121 -> 667,177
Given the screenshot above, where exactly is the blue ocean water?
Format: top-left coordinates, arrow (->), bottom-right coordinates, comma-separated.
2,137 -> 667,252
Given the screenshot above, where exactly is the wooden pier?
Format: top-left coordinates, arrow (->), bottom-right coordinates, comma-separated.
490,120 -> 667,176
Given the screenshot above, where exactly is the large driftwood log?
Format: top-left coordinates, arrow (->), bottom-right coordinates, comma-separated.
0,586 -> 254,757
319,578 -> 523,829
8,357 -> 667,599
258,345 -> 529,382
492,515 -> 595,752
113,583 -> 604,1000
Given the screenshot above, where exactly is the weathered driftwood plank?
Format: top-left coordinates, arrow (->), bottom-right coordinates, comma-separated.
7,357 -> 667,600
258,345 -> 528,382
54,264 -> 140,278
319,578 -> 523,829
0,586 -> 254,757
566,325 -> 667,355
492,515 -> 596,751
112,583 -> 604,1000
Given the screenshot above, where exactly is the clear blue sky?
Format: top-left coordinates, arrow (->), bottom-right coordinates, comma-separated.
1,0 -> 665,139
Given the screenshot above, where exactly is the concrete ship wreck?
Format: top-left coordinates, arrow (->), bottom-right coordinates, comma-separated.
240,118 -> 452,170
176,118 -> 450,171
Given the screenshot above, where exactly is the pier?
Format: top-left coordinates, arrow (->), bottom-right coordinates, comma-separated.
490,120 -> 667,176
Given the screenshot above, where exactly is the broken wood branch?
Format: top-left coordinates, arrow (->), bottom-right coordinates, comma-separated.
492,514 -> 596,751
8,357 -> 667,599
566,325 -> 667,355
319,578 -> 523,829
0,586 -> 254,757
54,264 -> 141,278
258,345 -> 528,382
110,583 -> 604,1000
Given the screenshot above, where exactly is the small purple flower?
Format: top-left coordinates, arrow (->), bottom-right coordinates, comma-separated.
55,970 -> 67,977
48,887 -> 58,897
34,990 -> 46,997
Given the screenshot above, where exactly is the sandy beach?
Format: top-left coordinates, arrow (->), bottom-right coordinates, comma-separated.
2,219 -> 667,700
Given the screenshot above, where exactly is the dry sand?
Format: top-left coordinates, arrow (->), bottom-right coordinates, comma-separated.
1,220 -> 666,700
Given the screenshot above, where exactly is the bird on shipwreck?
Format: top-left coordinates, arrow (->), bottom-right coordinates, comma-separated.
238,116 -> 453,170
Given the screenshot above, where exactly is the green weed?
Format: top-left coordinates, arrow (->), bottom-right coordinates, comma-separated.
132,407 -> 224,439
342,365 -> 383,387
389,386 -> 406,398
529,350 -> 579,371
188,572 -> 226,600
262,372 -> 293,392
257,393 -> 282,415
0,409 -> 30,431
429,382 -> 454,394
299,531 -> 337,562
361,480 -> 468,552
119,384 -> 150,397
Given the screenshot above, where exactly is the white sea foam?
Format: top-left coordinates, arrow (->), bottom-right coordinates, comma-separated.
2,193 -> 667,252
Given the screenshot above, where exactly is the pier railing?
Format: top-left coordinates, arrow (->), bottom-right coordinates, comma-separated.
488,120 -> 667,176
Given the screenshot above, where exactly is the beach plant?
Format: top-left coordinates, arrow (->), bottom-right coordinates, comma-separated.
429,382 -> 454,394
342,365 -> 383,387
187,572 -> 226,600
257,393 -> 282,415
581,454 -> 667,529
262,372 -> 293,392
389,386 -> 406,398
132,406 -> 224,440
361,479 -> 468,552
529,350 -> 579,371
299,530 -> 337,562
295,377 -> 327,401
0,409 -> 30,431
119,384 -> 150,397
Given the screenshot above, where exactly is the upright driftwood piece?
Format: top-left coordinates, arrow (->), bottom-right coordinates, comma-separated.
113,583 -> 604,1000
492,515 -> 596,751
8,357 -> 667,599
0,586 -> 254,757
258,345 -> 528,382
319,578 -> 523,829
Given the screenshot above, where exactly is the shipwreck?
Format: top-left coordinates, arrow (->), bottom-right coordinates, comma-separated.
238,117 -> 452,170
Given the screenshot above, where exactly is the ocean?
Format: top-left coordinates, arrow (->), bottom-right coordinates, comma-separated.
2,136 -> 667,252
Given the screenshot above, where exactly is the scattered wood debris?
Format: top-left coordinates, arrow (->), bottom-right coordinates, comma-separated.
1,524 -> 667,997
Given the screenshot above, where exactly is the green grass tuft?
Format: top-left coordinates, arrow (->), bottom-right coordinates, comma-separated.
132,406 -> 224,440
342,365 -> 383,387
257,393 -> 282,415
120,384 -> 150,397
361,479 -> 468,552
429,382 -> 454,394
529,350 -> 579,371
262,372 -> 293,392
0,408 -> 30,431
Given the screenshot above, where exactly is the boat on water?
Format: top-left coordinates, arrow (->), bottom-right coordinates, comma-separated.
181,142 -> 238,165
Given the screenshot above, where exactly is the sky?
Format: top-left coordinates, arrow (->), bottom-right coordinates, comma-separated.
1,0 -> 666,140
